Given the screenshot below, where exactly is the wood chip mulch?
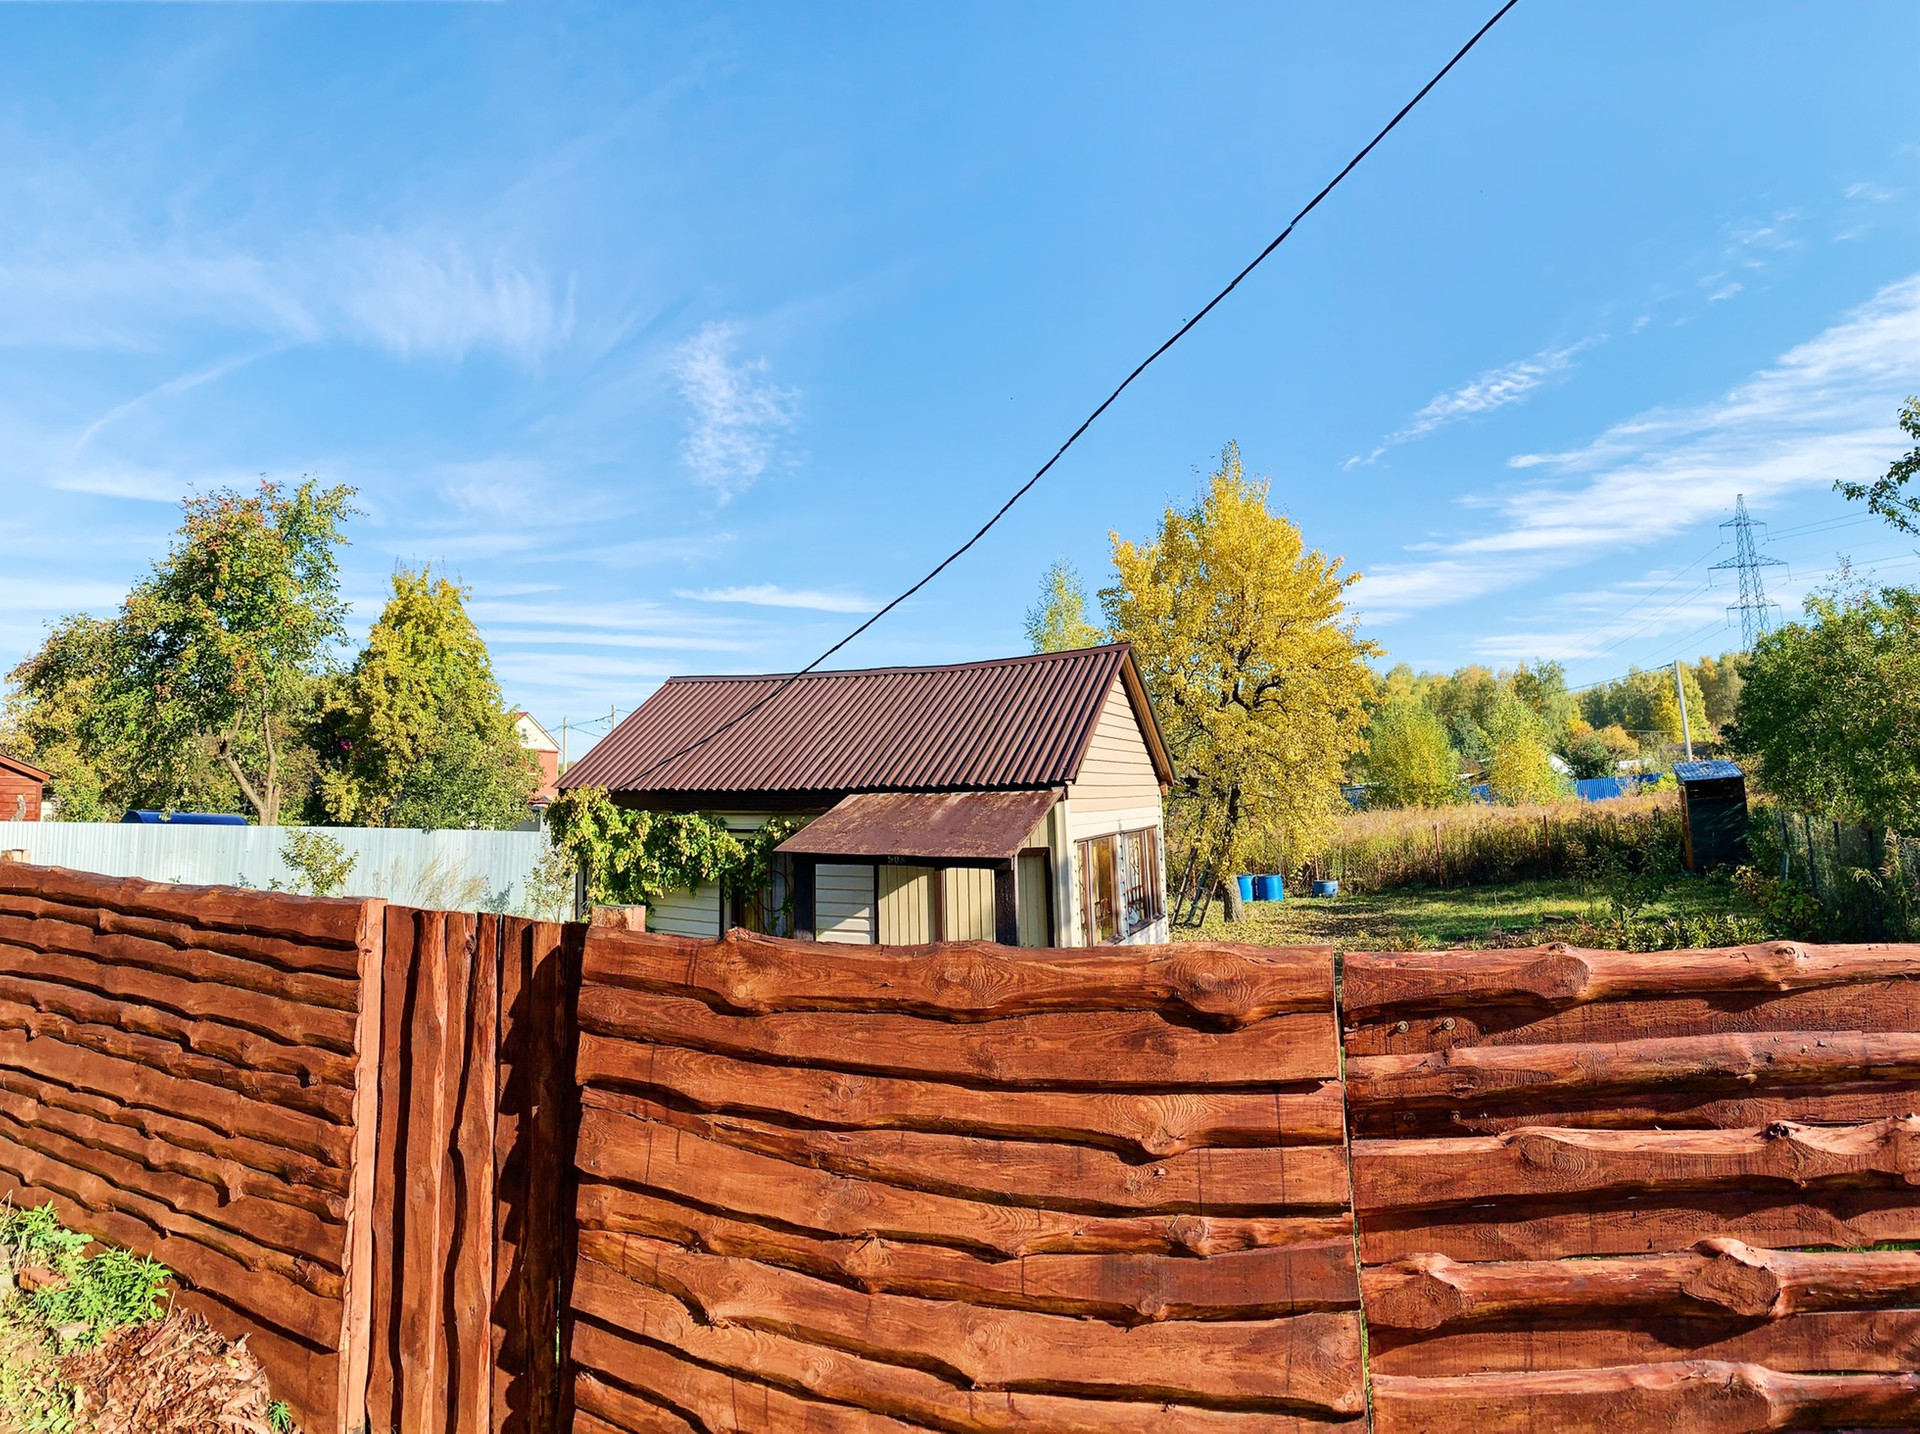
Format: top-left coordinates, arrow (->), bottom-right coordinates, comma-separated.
59,1312 -> 288,1434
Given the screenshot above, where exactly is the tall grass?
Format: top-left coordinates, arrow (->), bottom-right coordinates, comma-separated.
1270,794 -> 1681,894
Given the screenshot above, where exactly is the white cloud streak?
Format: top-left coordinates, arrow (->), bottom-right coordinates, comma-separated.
679,584 -> 875,613
1348,340 -> 1593,467
0,237 -> 572,367
672,322 -> 797,498
1356,274 -> 1920,625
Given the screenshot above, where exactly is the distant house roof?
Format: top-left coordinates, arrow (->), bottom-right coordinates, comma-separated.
513,712 -> 560,754
0,754 -> 49,785
1673,759 -> 1744,783
560,643 -> 1172,803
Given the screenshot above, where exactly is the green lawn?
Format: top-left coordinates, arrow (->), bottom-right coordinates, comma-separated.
1172,875 -> 1767,952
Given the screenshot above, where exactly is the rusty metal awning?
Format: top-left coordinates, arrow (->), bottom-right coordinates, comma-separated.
775,790 -> 1058,862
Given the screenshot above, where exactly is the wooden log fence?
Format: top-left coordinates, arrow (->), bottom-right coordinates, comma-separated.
566,927 -> 1365,1434
1345,940 -> 1920,1434
0,858 -> 1916,1434
0,862 -> 385,1433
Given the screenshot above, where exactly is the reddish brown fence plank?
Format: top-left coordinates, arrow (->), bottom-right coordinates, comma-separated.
0,863 -> 383,1433
568,929 -> 1360,1433
1347,941 -> 1920,1434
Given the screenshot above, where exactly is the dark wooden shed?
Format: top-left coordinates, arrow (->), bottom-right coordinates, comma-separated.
1674,758 -> 1749,872
0,754 -> 48,823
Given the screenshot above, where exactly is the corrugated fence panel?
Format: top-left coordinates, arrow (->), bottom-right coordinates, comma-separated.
566,928 -> 1362,1434
0,862 -> 384,1432
1343,941 -> 1920,1434
0,820 -> 549,914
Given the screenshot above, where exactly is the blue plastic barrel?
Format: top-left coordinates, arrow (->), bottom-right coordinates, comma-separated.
1311,879 -> 1339,898
1235,875 -> 1255,904
1254,875 -> 1285,902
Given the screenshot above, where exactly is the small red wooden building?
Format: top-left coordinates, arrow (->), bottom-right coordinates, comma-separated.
0,754 -> 48,822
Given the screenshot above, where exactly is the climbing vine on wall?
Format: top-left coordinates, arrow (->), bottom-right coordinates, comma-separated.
544,786 -> 807,906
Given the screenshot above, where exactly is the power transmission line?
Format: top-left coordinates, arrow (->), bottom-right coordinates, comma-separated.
612,0 -> 1524,785
1709,493 -> 1787,649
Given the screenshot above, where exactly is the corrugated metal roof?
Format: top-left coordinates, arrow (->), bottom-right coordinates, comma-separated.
560,643 -> 1171,798
0,754 -> 49,784
776,790 -> 1059,861
1673,759 -> 1744,783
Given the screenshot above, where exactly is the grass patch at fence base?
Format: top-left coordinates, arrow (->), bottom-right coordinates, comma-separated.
0,1205 -> 295,1434
1176,876 -> 1770,952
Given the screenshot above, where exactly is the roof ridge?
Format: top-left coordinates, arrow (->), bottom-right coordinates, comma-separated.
655,642 -> 1128,685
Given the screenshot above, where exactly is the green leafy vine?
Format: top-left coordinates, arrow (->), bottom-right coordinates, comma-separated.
544,787 -> 808,908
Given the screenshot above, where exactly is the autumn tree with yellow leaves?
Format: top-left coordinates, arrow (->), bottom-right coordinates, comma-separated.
1103,443 -> 1377,919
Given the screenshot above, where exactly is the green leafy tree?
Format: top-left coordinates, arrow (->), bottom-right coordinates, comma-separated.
1103,442 -> 1377,917
1726,586 -> 1920,829
1560,722 -> 1615,780
1362,698 -> 1460,808
310,567 -> 538,829
5,481 -> 350,822
120,481 -> 353,825
1511,660 -> 1576,744
1023,560 -> 1106,653
1483,693 -> 1561,805
1836,396 -> 1920,534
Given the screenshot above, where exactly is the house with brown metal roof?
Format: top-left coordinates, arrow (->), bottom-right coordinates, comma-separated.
559,643 -> 1174,947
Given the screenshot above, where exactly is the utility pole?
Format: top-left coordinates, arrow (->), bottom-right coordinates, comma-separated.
561,717 -> 568,768
1673,660 -> 1694,761
1709,493 -> 1786,650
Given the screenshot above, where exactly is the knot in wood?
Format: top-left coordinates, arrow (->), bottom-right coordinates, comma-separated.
1366,1255 -> 1471,1331
1682,1240 -> 1784,1318
1515,949 -> 1590,1002
1163,1215 -> 1216,1256
1512,1130 -> 1591,1177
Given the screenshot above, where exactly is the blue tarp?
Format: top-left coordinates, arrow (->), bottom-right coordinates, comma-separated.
119,810 -> 250,825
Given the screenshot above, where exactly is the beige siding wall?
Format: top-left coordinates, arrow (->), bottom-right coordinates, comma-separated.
940,866 -> 996,942
816,862 -> 876,944
1065,678 -> 1163,815
648,884 -> 722,938
877,864 -> 937,945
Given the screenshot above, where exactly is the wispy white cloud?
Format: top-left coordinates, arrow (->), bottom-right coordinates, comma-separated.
337,237 -> 572,365
672,322 -> 797,497
678,583 -> 875,613
1348,340 -> 1594,467
0,236 -> 571,367
1355,274 -> 1920,625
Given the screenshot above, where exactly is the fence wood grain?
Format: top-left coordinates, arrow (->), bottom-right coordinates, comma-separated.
0,863 -> 383,1433
1347,941 -> 1920,1434
568,929 -> 1361,1433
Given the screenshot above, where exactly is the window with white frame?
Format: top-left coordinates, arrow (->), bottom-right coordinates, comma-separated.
1076,826 -> 1163,944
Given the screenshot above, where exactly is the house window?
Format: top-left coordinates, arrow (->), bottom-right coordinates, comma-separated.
1077,826 -> 1163,944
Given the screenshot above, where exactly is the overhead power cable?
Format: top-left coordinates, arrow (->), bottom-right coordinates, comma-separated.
616,0 -> 1523,784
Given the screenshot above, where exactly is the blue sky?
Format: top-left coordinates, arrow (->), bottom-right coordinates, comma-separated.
4,2 -> 1919,751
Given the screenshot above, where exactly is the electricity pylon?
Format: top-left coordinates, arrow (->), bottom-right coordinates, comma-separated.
1709,494 -> 1786,650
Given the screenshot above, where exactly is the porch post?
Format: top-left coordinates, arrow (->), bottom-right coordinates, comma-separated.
992,861 -> 1019,946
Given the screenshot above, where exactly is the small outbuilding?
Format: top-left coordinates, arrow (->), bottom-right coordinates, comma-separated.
1673,759 -> 1750,872
0,754 -> 48,822
559,644 -> 1174,948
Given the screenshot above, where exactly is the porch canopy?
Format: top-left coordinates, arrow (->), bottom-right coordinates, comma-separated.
775,789 -> 1057,863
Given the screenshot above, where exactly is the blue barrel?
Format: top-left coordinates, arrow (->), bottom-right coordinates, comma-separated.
1254,875 -> 1285,902
1311,879 -> 1340,898
1235,875 -> 1255,904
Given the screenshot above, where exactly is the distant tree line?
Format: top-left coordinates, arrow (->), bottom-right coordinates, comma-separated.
1,481 -> 539,828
